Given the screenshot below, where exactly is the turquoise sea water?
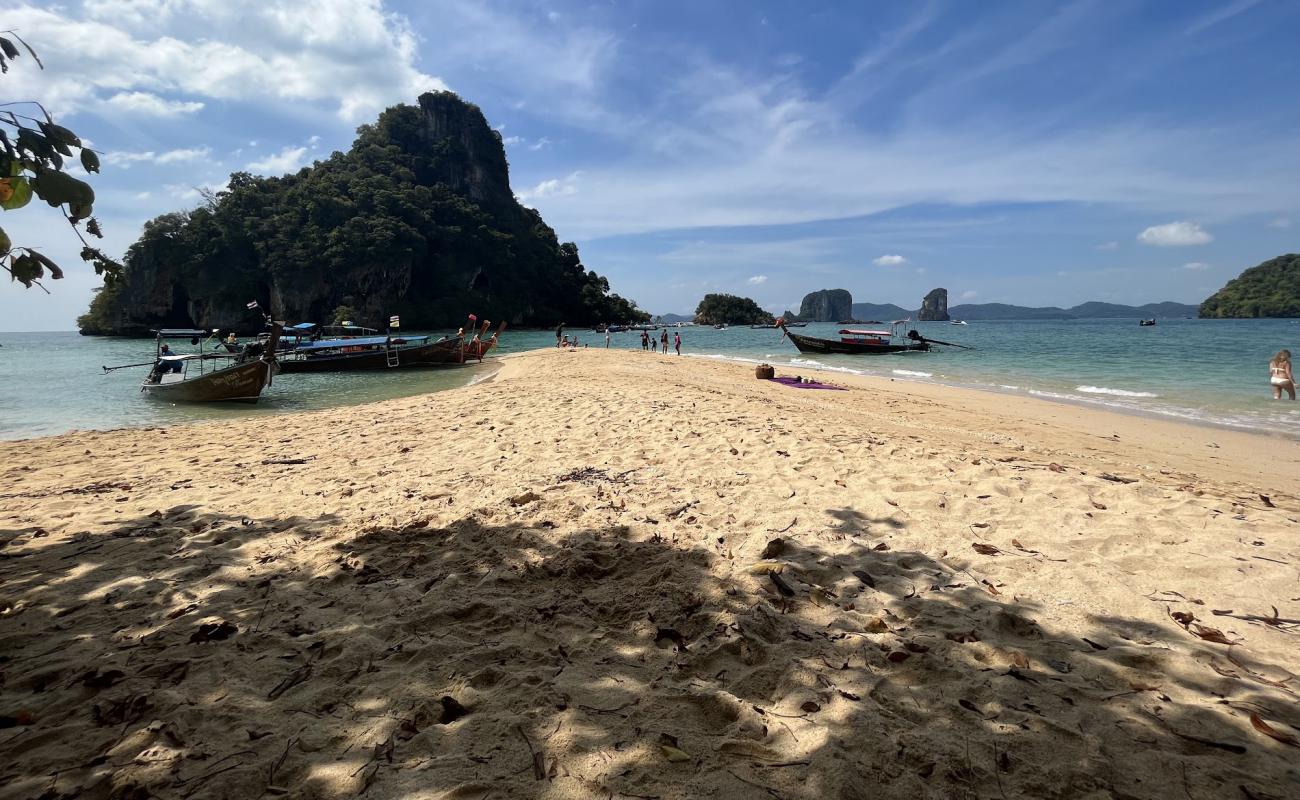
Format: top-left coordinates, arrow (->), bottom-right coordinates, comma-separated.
1,319 -> 1297,440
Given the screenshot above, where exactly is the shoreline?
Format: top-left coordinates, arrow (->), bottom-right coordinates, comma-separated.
5,344 -> 1297,449
686,351 -> 1300,443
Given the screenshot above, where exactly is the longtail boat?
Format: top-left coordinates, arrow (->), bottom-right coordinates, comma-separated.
277,333 -> 464,373
459,321 -> 506,362
776,319 -> 970,355
139,324 -> 283,402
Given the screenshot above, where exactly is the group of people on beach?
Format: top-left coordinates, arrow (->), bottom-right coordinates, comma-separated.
1270,349 -> 1294,400
555,323 -> 681,355
636,328 -> 681,355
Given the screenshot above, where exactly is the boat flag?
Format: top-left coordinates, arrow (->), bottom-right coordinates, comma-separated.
468,313 -> 477,322
246,300 -> 260,310
389,315 -> 400,328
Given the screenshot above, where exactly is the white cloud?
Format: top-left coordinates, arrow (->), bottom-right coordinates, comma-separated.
104,91 -> 205,117
527,137 -> 553,151
1096,241 -> 1119,251
4,2 -> 444,122
960,290 -> 978,300
1181,262 -> 1211,271
517,172 -> 581,203
747,275 -> 768,284
502,135 -> 524,146
873,254 -> 908,266
1137,221 -> 1212,246
1269,217 -> 1292,228
246,146 -> 310,175
105,146 -> 211,167
915,267 -> 927,275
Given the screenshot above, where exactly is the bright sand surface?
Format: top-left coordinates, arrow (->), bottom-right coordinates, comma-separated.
2,348 -> 1298,799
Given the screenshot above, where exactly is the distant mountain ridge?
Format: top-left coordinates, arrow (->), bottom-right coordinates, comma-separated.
850,300 -> 1198,321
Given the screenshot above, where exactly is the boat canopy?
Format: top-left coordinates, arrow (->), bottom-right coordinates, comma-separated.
839,329 -> 892,337
289,322 -> 318,330
293,334 -> 429,352
156,329 -> 209,338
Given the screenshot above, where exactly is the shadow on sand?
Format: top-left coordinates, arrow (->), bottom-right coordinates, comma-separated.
1,502 -> 1297,799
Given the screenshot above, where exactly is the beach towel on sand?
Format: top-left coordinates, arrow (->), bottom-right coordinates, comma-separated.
768,376 -> 845,391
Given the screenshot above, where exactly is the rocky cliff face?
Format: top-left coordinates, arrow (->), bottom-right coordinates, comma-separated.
78,92 -> 644,335
798,289 -> 853,322
918,288 -> 949,321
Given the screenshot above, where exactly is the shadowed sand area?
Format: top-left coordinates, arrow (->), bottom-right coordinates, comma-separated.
2,348 -> 1298,799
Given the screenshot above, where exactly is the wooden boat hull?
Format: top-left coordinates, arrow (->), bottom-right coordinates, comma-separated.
142,359 -> 275,403
278,337 -> 464,373
784,330 -> 930,355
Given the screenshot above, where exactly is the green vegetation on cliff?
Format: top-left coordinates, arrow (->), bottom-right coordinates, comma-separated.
694,294 -> 774,326
1199,254 -> 1300,318
78,91 -> 646,334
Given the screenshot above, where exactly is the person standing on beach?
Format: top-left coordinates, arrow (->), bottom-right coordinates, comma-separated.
641,330 -> 650,351
606,330 -> 611,348
555,322 -> 564,348
674,331 -> 682,355
660,329 -> 669,353
1270,350 -> 1295,400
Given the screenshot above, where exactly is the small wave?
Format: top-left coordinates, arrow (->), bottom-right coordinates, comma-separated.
688,353 -> 764,365
1075,385 -> 1158,398
999,384 -> 1020,390
790,358 -> 825,366
892,369 -> 933,378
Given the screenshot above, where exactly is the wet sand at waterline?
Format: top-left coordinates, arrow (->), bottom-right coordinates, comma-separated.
1,348 -> 1297,799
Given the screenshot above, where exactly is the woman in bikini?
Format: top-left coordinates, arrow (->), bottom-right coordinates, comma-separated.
1270,349 -> 1295,400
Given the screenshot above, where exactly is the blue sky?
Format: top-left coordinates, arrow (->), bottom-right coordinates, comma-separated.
3,0 -> 1298,329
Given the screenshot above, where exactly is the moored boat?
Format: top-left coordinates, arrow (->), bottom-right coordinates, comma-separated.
776,319 -> 971,355
460,321 -> 507,362
140,325 -> 282,403
277,333 -> 464,373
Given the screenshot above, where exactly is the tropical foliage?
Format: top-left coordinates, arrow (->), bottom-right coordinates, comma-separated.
694,293 -> 774,325
1,29 -> 118,290
79,92 -> 646,334
1199,254 -> 1300,318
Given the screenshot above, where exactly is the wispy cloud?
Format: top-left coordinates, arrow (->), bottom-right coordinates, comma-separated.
1185,0 -> 1263,35
1181,262 -> 1211,271
1096,241 -> 1119,251
104,91 -> 204,117
1137,221 -> 1212,246
873,254 -> 908,266
517,172 -> 582,203
1268,217 -> 1292,228
747,275 -> 767,284
246,146 -> 310,175
105,147 -> 212,167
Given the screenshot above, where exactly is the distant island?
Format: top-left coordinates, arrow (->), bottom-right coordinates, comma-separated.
796,289 -> 853,322
78,91 -> 647,335
851,299 -> 1200,321
1199,254 -> 1300,318
778,287 -> 1200,322
918,288 -> 949,321
694,294 -> 774,326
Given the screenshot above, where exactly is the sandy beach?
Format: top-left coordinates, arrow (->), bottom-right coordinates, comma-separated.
2,348 -> 1297,800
